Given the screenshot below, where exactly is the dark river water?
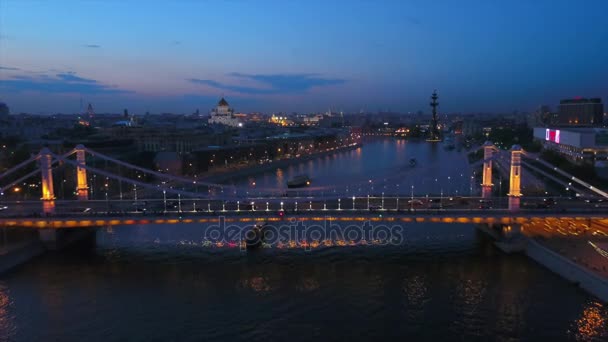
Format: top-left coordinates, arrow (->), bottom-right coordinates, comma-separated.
1,139 -> 607,341
228,138 -> 475,196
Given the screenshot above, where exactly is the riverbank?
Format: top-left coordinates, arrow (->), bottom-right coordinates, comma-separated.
525,237 -> 608,302
0,239 -> 45,274
199,143 -> 362,184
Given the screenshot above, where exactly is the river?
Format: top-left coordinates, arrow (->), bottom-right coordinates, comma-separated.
0,139 -> 606,341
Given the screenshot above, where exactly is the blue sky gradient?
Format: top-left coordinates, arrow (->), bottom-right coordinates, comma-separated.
1,0 -> 607,114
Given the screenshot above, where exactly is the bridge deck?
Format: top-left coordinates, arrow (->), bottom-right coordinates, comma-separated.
3,212 -> 608,229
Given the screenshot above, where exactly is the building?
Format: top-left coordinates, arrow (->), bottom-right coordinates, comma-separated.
533,127 -> 608,165
557,98 -> 603,126
528,105 -> 552,127
208,97 -> 242,128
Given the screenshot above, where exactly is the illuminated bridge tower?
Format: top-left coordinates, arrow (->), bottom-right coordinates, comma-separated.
427,90 -> 441,142
39,148 -> 56,214
481,141 -> 494,199
75,144 -> 89,200
508,145 -> 523,211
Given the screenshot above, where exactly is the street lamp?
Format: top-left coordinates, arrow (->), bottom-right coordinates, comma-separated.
338,198 -> 341,210
381,192 -> 384,210
352,196 -> 356,210
411,185 -> 414,211
163,190 -> 167,213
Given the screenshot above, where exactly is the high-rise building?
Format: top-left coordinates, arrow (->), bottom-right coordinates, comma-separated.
529,105 -> 552,127
557,98 -> 603,126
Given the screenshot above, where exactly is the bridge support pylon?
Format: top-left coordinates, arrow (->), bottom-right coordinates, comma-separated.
75,144 -> 89,201
508,145 -> 523,211
39,148 -> 56,215
481,141 -> 494,198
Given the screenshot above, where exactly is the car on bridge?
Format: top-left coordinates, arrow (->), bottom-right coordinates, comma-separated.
478,200 -> 493,209
543,198 -> 556,206
407,199 -> 424,207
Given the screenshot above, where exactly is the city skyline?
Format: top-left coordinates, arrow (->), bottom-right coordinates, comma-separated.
1,0 -> 608,114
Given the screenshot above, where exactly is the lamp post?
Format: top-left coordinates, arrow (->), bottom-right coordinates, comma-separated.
163,190 -> 167,213
381,192 -> 384,210
411,185 -> 414,211
178,193 -> 182,213
352,196 -> 356,211
447,176 -> 451,195
338,198 -> 341,211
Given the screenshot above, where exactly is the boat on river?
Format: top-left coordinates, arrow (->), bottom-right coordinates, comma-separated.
287,175 -> 311,188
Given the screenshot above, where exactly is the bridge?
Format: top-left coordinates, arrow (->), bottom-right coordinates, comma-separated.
0,142 -> 607,229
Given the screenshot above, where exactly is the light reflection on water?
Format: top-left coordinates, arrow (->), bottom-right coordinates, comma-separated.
574,301 -> 606,340
1,222 -> 607,340
226,139 -> 474,196
3,138 -> 608,340
0,283 -> 16,340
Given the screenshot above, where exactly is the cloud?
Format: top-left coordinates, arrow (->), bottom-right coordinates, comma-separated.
0,66 -> 20,71
56,72 -> 97,83
84,44 -> 101,48
188,73 -> 346,94
0,72 -> 132,95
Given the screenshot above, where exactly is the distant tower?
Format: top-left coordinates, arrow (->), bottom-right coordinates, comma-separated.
87,103 -> 94,119
123,109 -> 129,118
427,90 -> 441,142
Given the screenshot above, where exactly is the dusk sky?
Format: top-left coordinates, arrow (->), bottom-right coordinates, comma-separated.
1,0 -> 607,115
